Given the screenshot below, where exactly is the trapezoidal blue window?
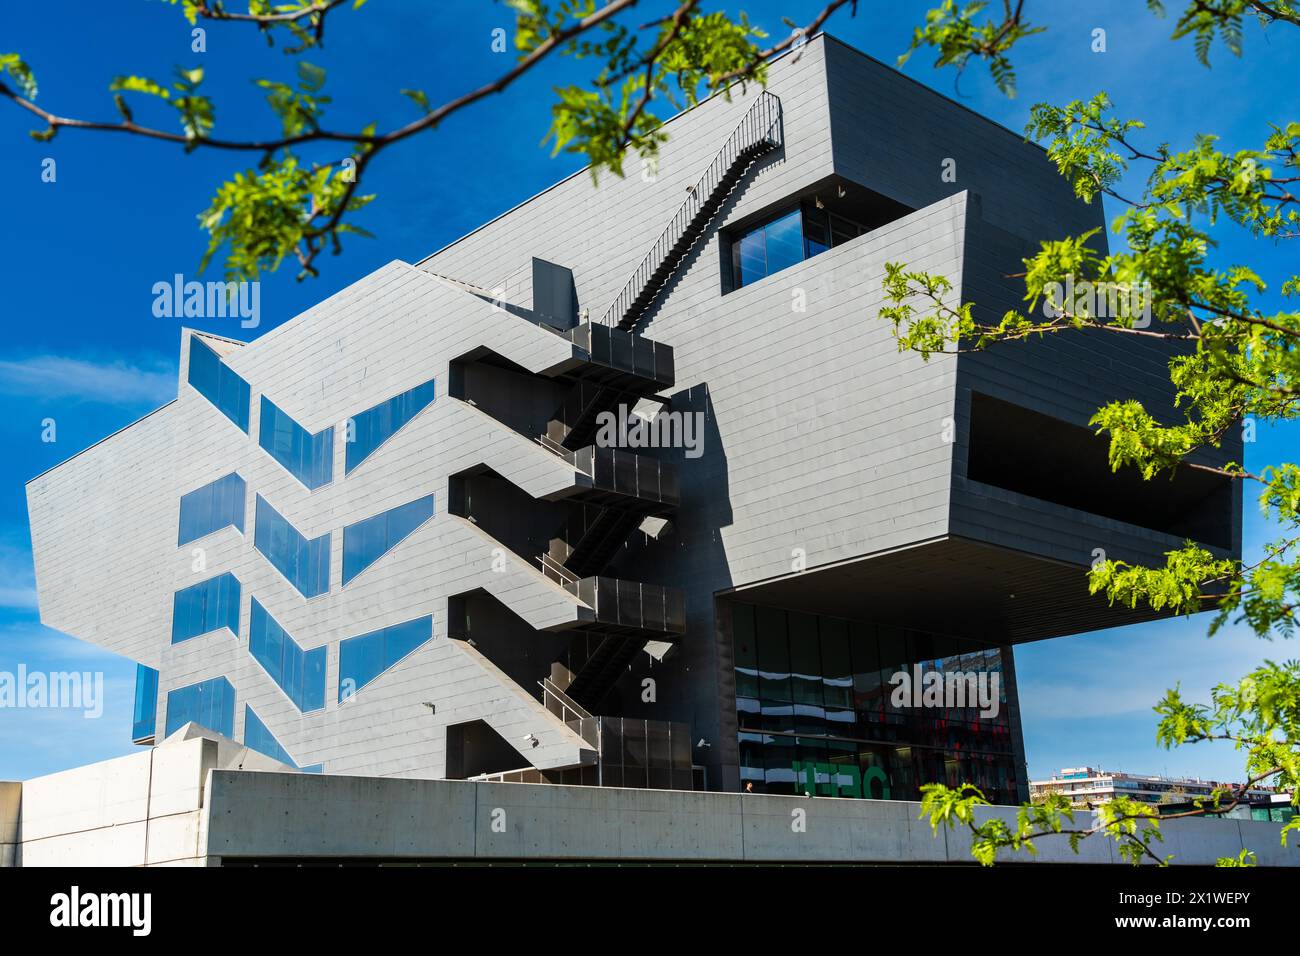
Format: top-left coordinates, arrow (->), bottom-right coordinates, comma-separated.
249,598 -> 326,712
338,615 -> 433,702
253,495 -> 330,598
132,664 -> 159,743
345,379 -> 437,474
259,396 -> 334,490
243,705 -> 318,770
166,675 -> 235,737
243,705 -> 296,766
178,472 -> 246,545
187,335 -> 250,432
342,495 -> 435,585
171,572 -> 241,644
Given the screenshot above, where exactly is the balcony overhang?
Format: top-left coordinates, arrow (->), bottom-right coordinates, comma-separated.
722,536 -> 1187,645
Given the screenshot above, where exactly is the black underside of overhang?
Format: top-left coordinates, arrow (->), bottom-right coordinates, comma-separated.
723,536 -> 1179,645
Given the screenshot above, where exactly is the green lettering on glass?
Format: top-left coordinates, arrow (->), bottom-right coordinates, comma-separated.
790,760 -> 892,800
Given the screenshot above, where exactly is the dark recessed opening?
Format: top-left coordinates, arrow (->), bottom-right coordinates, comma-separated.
445,719 -> 526,780
967,392 -> 1232,549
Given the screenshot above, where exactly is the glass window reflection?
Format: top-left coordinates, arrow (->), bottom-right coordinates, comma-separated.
731,601 -> 1020,806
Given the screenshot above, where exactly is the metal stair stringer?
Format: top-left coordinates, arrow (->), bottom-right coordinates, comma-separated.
600,90 -> 783,333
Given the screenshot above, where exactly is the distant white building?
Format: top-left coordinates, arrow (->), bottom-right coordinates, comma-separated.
1030,766 -> 1275,809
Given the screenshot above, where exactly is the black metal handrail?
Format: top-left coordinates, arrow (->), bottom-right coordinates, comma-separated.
599,90 -> 783,329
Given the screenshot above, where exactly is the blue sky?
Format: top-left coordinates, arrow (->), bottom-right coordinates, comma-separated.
0,1 -> 1296,783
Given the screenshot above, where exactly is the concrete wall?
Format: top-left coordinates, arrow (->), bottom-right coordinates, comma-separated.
11,743 -> 1291,867
203,771 -> 1300,866
0,781 -> 19,867
15,738 -> 216,867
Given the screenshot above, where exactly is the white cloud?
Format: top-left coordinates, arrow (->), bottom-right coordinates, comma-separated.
0,587 -> 37,611
0,354 -> 175,407
0,542 -> 37,611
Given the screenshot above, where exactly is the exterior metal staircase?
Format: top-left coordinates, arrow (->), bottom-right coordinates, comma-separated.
442,87 -> 781,752
547,91 -> 782,457
543,326 -> 673,452
562,636 -> 648,705
549,381 -> 639,452
600,90 -> 783,332
556,504 -> 646,578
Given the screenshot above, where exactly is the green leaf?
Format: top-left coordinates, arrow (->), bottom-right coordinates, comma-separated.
400,88 -> 432,115
108,75 -> 171,101
0,53 -> 38,99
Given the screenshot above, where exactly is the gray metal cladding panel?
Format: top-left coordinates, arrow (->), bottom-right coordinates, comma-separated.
822,36 -> 1097,247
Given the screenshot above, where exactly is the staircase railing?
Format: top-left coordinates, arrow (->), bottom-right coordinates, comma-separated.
539,678 -> 599,748
539,551 -> 580,592
599,90 -> 783,329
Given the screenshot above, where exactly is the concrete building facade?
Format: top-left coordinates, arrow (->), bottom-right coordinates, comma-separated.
26,36 -> 1240,807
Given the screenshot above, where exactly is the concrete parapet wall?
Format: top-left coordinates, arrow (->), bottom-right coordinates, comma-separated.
204,772 -> 1300,866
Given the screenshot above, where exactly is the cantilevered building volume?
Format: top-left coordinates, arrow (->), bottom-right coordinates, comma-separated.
26,35 -> 1240,805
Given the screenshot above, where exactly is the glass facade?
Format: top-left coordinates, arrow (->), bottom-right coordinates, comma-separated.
259,396 -> 334,490
132,663 -> 158,742
346,379 -> 437,474
177,472 -> 246,545
733,603 -> 1019,805
187,336 -> 250,432
253,495 -> 330,598
730,203 -> 874,289
165,675 -> 235,737
171,572 -> 241,644
341,495 -> 435,585
243,705 -> 320,771
249,598 -> 326,712
338,615 -> 433,702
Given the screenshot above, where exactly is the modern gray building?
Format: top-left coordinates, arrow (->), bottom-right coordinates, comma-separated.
26,34 -> 1240,807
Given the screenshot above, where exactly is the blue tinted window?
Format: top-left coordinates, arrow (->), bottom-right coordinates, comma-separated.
732,206 -> 835,289
248,598 -> 326,712
171,572 -> 241,644
259,397 -> 334,490
764,209 -> 805,274
342,495 -> 434,585
166,676 -> 235,737
736,228 -> 768,286
243,705 -> 310,768
338,615 -> 433,701
132,664 -> 159,742
188,336 -> 250,432
346,380 -> 437,473
253,495 -> 330,598
178,472 -> 246,545
803,205 -> 831,257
